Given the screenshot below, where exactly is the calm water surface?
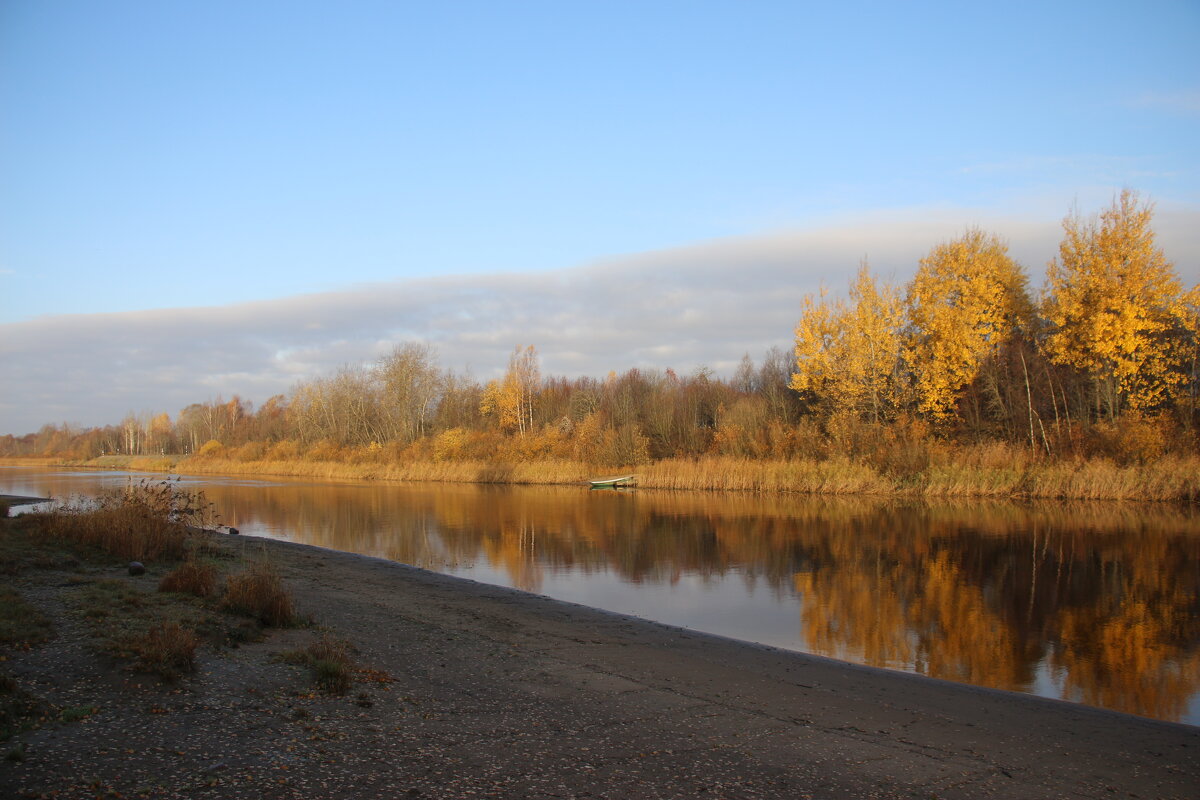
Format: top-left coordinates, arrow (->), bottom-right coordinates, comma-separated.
4,465 -> 1199,725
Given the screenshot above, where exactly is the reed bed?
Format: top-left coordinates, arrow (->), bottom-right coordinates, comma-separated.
176,456 -> 594,486
10,445 -> 1198,503
38,479 -> 209,562
919,465 -> 1027,498
1021,456 -> 1200,502
101,452 -> 1200,503
637,457 -> 892,494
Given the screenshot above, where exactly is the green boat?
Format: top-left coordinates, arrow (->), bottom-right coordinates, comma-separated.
589,474 -> 636,489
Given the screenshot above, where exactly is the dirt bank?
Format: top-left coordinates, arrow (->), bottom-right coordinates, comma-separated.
3,531 -> 1198,799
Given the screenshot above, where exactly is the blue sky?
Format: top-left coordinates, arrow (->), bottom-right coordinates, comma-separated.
1,0 -> 1198,432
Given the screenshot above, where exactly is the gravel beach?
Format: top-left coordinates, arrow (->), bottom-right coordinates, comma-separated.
3,531 -> 1198,799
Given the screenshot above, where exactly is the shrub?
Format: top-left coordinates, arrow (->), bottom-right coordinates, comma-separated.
265,439 -> 303,461
230,442 -> 266,462
433,428 -> 469,462
1092,414 -> 1173,465
195,439 -> 226,458
305,439 -> 346,462
346,442 -> 386,464
600,423 -> 650,467
220,561 -> 295,626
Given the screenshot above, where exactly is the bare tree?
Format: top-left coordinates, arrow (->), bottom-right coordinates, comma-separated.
377,343 -> 443,444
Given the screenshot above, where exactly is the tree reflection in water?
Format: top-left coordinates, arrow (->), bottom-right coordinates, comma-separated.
207,482 -> 1200,723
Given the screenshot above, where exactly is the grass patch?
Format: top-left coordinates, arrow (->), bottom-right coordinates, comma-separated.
278,634 -> 354,694
0,516 -> 89,577
71,578 -> 219,677
0,587 -> 53,646
59,705 -> 99,723
220,560 -> 295,627
0,670 -> 52,743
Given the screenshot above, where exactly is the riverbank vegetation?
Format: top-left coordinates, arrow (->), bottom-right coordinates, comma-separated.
0,481 -> 360,749
1,486 -> 412,793
4,192 -> 1198,501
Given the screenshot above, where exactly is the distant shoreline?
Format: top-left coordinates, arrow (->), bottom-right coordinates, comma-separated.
2,452 -> 1198,503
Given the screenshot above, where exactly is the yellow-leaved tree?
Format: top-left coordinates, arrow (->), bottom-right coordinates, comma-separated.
1043,190 -> 1195,417
904,229 -> 1032,419
790,288 -> 837,400
791,263 -> 903,422
480,345 -> 541,434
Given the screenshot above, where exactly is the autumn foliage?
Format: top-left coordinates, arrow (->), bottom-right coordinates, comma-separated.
791,191 -> 1198,453
2,192 -> 1197,496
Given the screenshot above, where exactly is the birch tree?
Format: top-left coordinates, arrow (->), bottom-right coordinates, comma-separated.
791,264 -> 903,421
904,230 -> 1031,419
1043,190 -> 1195,416
481,345 -> 541,434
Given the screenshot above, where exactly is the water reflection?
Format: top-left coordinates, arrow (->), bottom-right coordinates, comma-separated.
2,466 -> 1198,724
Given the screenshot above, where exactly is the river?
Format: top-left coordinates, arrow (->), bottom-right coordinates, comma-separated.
3,464 -> 1198,725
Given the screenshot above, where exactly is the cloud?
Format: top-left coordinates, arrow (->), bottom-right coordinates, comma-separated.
957,156 -> 1084,176
2,206 -> 1198,434
956,155 -> 1185,187
1131,89 -> 1200,116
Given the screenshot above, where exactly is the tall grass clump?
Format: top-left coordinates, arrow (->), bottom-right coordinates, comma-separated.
132,620 -> 199,680
158,559 -> 217,598
40,478 -> 213,562
307,635 -> 353,693
220,560 -> 295,626
280,634 -> 354,693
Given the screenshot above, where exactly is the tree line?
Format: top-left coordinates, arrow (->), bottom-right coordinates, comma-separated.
791,190 -> 1199,454
4,191 -> 1197,468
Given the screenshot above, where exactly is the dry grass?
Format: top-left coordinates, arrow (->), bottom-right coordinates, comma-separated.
131,621 -> 199,680
220,560 -> 296,627
38,479 -> 211,562
638,457 -> 892,494
176,455 -> 595,486
1022,456 -> 1200,502
86,455 -> 182,471
0,457 -> 70,467
11,436 -> 1191,503
164,449 -> 1200,503
158,559 -> 217,598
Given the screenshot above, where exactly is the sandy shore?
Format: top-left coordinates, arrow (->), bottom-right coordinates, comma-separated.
5,531 -> 1199,799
